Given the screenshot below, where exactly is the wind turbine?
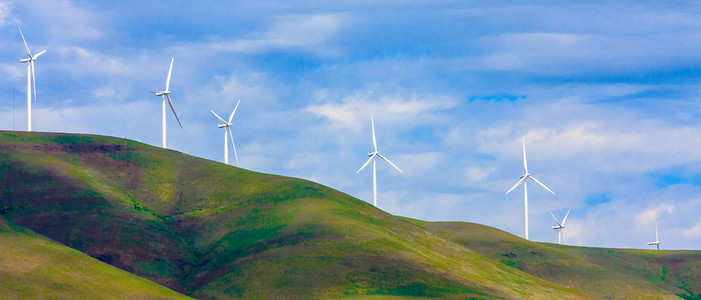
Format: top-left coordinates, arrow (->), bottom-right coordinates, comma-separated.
153,57 -> 182,148
18,27 -> 46,132
211,100 -> 240,165
648,224 -> 661,250
550,208 -> 571,245
357,114 -> 403,207
506,138 -> 555,240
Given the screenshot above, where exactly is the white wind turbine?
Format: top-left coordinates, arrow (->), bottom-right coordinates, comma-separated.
18,27 -> 47,132
550,208 -> 571,245
153,57 -> 182,148
648,224 -> 661,250
211,100 -> 240,165
506,138 -> 555,240
357,114 -> 403,207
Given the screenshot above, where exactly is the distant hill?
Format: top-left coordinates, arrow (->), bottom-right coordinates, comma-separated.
0,131 -> 699,299
420,221 -> 701,299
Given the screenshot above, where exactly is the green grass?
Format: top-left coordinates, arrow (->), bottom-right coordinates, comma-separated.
0,218 -> 189,299
421,220 -> 701,299
0,131 -> 698,299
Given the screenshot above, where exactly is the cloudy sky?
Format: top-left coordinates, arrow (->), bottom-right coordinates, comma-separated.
2,0 -> 701,249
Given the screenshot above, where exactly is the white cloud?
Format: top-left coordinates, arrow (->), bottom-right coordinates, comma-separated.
634,204 -> 674,227
306,90 -> 456,130
24,0 -> 105,41
465,166 -> 496,182
0,62 -> 23,79
52,46 -> 136,77
213,14 -> 343,56
683,222 -> 701,238
91,87 -> 117,99
0,1 -> 18,26
307,102 -> 362,130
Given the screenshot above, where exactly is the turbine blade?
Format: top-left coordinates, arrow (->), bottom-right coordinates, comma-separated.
371,114 -> 377,152
18,27 -> 32,57
357,155 -> 376,173
550,211 -> 562,227
165,57 -> 174,91
522,138 -> 528,174
505,176 -> 526,194
377,153 -> 403,173
655,224 -> 659,242
33,50 -> 47,59
211,110 -> 227,124
31,61 -> 37,102
562,208 -> 571,225
166,94 -> 183,129
228,100 -> 240,124
528,175 -> 555,195
562,229 -> 566,244
228,127 -> 238,164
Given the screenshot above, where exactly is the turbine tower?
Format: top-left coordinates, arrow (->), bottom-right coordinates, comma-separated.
18,27 -> 46,132
648,224 -> 661,250
211,100 -> 240,165
153,57 -> 182,148
550,208 -> 571,245
506,138 -> 555,240
357,114 -> 403,207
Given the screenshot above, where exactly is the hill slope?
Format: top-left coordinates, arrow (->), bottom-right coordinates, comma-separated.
0,131 -> 699,299
420,221 -> 701,299
0,131 -> 583,299
0,218 -> 189,299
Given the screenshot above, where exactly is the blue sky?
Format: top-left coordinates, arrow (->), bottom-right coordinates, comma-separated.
2,0 -> 701,249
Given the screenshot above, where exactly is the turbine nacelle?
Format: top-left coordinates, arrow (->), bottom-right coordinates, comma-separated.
368,151 -> 378,157
154,91 -> 171,96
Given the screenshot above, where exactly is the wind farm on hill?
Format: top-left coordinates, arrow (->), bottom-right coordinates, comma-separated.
0,132 -> 700,299
3,10 -> 701,299
12,27 -> 655,249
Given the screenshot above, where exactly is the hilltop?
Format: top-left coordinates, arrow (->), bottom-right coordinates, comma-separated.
0,131 -> 699,299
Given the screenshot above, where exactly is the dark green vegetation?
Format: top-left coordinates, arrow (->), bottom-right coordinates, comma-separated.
0,131 -> 698,299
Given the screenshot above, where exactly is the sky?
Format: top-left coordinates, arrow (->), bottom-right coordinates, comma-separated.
1,0 -> 701,249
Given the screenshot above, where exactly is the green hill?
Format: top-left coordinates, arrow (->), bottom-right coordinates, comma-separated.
420,221 -> 701,299
0,218 -> 189,299
0,131 -> 699,299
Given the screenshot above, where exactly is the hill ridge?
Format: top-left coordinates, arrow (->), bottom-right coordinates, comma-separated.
0,131 -> 699,299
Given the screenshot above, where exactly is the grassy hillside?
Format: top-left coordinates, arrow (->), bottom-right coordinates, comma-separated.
0,131 -> 585,299
0,218 -> 189,299
420,221 -> 701,299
